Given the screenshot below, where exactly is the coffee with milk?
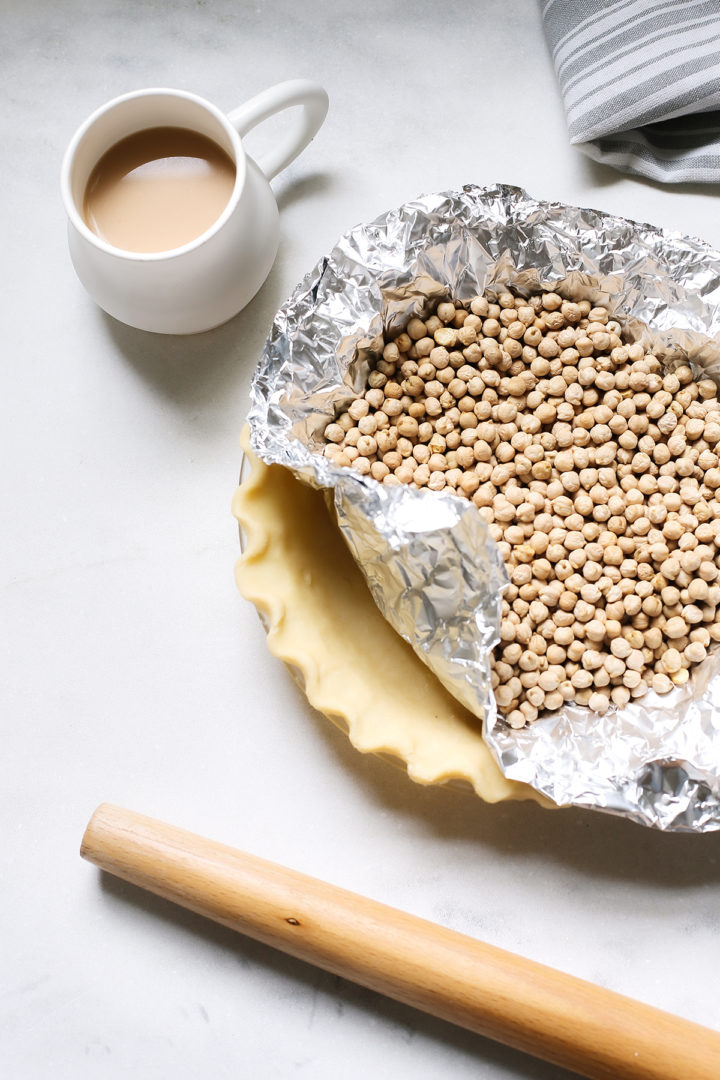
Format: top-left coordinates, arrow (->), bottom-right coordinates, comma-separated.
83,127 -> 236,252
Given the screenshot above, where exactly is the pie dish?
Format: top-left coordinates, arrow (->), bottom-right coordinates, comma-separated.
234,184 -> 720,829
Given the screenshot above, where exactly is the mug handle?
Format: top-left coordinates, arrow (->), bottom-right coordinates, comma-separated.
228,79 -> 329,181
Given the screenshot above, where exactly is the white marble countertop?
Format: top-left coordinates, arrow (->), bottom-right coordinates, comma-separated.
3,1 -> 720,1077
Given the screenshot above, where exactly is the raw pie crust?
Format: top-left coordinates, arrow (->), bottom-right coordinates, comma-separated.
233,429 -> 543,804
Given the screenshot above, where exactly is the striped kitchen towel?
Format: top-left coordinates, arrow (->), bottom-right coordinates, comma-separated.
541,0 -> 720,183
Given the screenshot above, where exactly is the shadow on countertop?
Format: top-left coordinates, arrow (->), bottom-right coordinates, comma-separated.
290,671 -> 720,890
99,869 -> 582,1080
578,154 -> 720,202
98,169 -> 335,408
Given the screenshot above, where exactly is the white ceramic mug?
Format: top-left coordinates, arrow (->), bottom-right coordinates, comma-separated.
61,81 -> 328,334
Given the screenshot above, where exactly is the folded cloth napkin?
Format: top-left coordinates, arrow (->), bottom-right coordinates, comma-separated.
541,0 -> 720,182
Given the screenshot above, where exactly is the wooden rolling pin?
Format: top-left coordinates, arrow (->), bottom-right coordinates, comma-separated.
81,804 -> 720,1080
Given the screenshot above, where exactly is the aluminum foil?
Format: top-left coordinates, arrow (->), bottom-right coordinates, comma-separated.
248,183 -> 720,832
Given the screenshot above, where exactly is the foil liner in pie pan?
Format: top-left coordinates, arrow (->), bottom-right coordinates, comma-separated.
248,182 -> 720,832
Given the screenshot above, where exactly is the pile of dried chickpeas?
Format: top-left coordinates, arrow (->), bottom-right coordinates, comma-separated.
321,289 -> 720,726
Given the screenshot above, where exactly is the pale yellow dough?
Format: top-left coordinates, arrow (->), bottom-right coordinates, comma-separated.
232,428 -> 544,804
